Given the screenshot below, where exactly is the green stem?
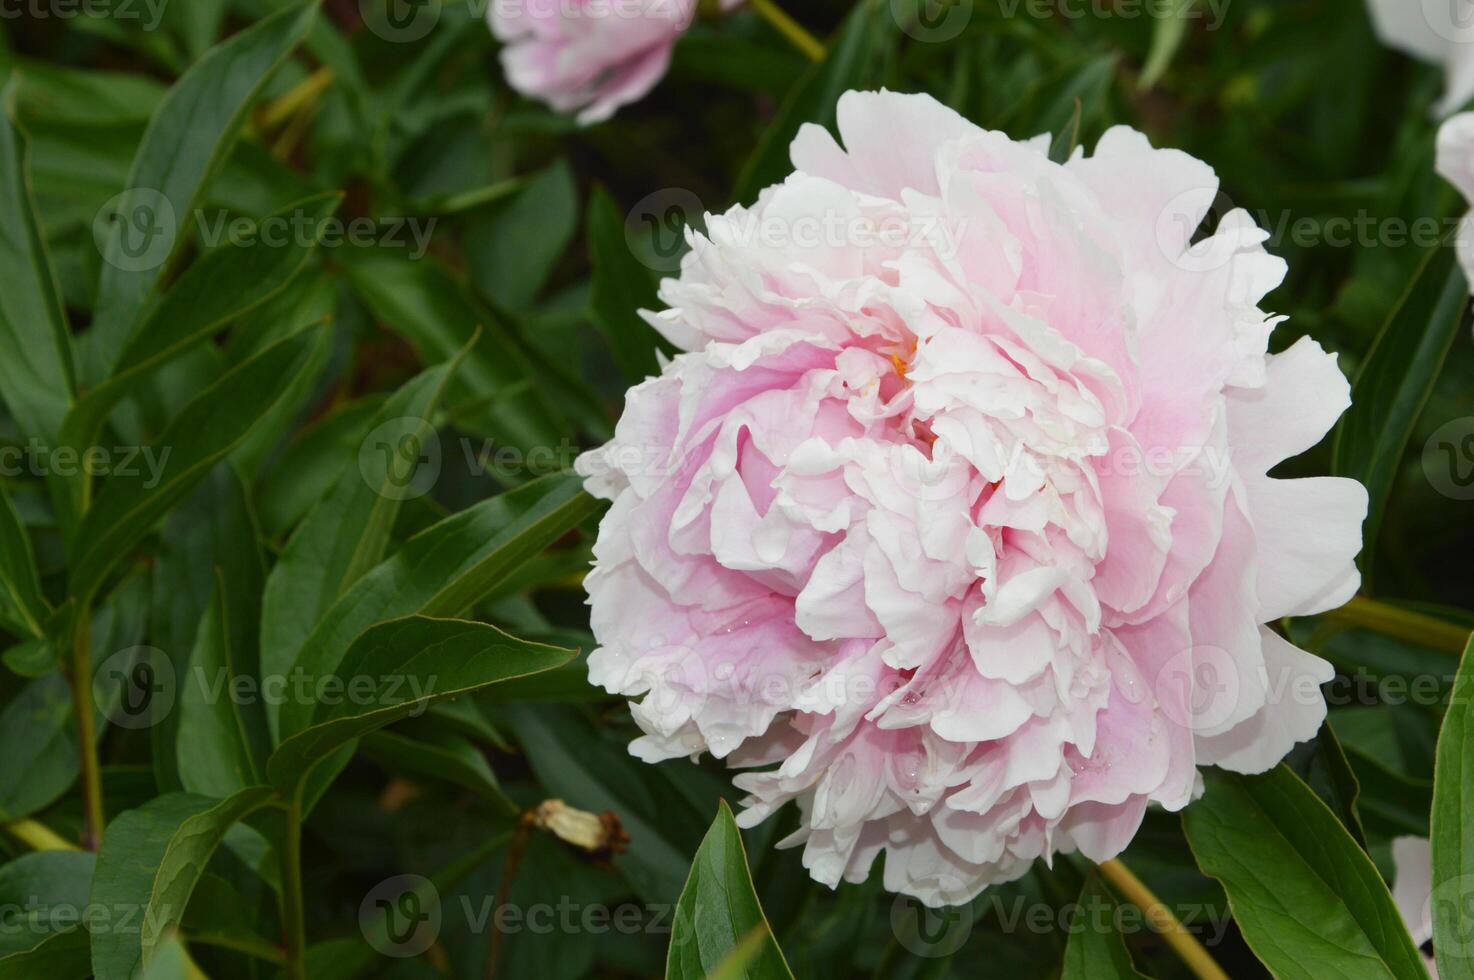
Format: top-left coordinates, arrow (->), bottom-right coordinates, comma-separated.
749,0 -> 826,61
68,613 -> 104,851
185,931 -> 287,966
280,789 -> 309,980
1098,859 -> 1229,980
1322,596 -> 1471,653
4,819 -> 80,852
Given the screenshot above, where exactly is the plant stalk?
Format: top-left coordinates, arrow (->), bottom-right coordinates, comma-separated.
749,0 -> 826,61
1097,858 -> 1229,980
1322,596 -> 1471,653
4,819 -> 80,852
68,613 -> 105,851
281,790 -> 309,980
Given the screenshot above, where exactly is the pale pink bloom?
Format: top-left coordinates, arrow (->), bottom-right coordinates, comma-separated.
488,0 -> 735,124
1364,0 -> 1474,116
578,90 -> 1367,906
1392,836 -> 1439,978
1437,113 -> 1474,284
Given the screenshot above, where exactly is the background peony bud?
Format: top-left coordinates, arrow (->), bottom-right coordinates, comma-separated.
487,0 -> 739,124
577,89 -> 1369,907
1363,0 -> 1474,117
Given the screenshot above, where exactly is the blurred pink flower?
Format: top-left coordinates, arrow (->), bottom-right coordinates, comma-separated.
489,0 -> 736,124
1364,0 -> 1474,116
1437,112 -> 1474,284
577,90 -> 1367,906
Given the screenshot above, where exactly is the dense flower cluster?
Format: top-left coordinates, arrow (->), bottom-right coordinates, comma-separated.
577,90 -> 1368,905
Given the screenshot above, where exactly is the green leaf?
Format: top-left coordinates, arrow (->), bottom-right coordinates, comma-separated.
222,269 -> 339,481
340,247 -> 563,448
149,463 -> 268,792
82,2 -> 318,384
1183,765 -> 1429,980
259,358 -> 465,738
67,325 -> 325,606
166,0 -> 228,62
265,616 -> 575,794
465,159 -> 578,310
57,193 -> 342,523
137,936 -> 191,980
1299,722 -> 1371,852
588,186 -> 663,384
256,395 -> 387,538
666,800 -> 792,980
277,473 -> 599,739
0,850 -> 95,978
1139,0 -> 1194,91
1432,634 -> 1474,978
0,483 -> 47,639
7,61 -> 165,126
733,0 -> 891,204
1333,245 -> 1468,580
360,724 -> 514,811
88,788 -> 276,980
0,673 -> 77,822
0,83 -> 75,444
176,575 -> 262,798
1061,878 -> 1148,979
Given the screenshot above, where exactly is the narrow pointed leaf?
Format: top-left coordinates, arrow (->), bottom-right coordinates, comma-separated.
0,85 -> 75,444
68,326 -> 324,606
1333,245 -> 1468,577
1432,633 -> 1474,978
278,473 -> 599,739
1061,878 -> 1148,979
1183,765 -> 1430,980
259,356 -> 466,738
82,2 -> 318,382
266,616 -> 575,793
58,193 -> 342,523
666,801 -> 792,980
88,788 -> 276,980
176,576 -> 262,797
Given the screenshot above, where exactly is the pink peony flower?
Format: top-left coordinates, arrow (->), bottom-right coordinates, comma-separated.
1364,0 -> 1474,117
1392,836 -> 1439,977
1436,112 -> 1474,283
488,0 -> 735,124
577,90 -> 1368,906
